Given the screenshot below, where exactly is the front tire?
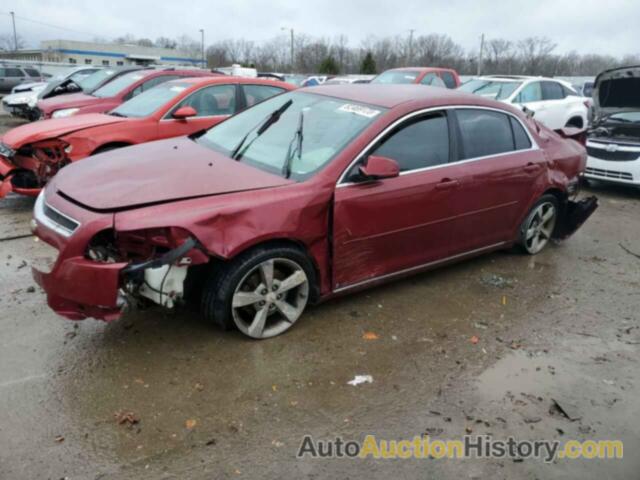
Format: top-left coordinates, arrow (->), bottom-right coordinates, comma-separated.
518,195 -> 559,255
201,246 -> 315,339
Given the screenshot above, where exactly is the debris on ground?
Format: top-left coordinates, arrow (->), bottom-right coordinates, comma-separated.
480,274 -> 513,288
17,260 -> 27,270
25,286 -> 35,293
347,375 -> 373,386
550,399 -> 581,421
470,335 -> 480,345
114,411 -> 140,427
362,331 -> 379,341
54,435 -> 65,443
185,419 -> 197,429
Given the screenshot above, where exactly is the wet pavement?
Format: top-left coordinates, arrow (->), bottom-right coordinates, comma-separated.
0,113 -> 639,479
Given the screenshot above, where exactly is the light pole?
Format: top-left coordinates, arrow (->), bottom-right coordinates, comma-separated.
407,29 -> 415,67
199,29 -> 205,68
281,27 -> 294,73
10,11 -> 18,51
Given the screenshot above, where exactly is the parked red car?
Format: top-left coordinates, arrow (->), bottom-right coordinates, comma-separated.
371,67 -> 461,88
31,85 -> 596,338
36,68 -> 215,120
0,77 -> 293,198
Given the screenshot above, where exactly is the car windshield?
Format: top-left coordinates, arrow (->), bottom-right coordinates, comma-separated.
371,70 -> 420,84
197,91 -> 386,181
110,81 -> 190,118
92,71 -> 148,98
458,79 -> 522,100
606,111 -> 640,123
77,69 -> 117,92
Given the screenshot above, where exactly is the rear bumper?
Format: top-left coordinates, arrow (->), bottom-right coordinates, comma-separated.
33,256 -> 127,321
585,155 -> 640,186
555,196 -> 599,239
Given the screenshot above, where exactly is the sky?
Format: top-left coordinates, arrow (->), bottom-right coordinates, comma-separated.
1,0 -> 639,57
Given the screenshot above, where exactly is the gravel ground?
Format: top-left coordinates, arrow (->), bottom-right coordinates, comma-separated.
0,111 -> 639,479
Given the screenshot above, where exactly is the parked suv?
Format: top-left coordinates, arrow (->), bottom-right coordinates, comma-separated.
0,65 -> 48,93
459,76 -> 589,130
586,66 -> 640,187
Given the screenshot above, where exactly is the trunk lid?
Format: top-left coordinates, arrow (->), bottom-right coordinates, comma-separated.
593,66 -> 640,117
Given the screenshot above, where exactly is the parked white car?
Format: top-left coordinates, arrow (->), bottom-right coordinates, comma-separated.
459,75 -> 589,130
2,67 -> 100,120
585,66 -> 640,187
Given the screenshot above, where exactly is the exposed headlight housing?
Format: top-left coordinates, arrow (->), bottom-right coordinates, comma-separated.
52,108 -> 80,119
7,96 -> 30,105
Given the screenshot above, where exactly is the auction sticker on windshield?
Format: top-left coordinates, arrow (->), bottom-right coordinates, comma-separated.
338,104 -> 382,118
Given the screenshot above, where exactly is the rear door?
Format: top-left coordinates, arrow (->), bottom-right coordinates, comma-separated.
446,108 -> 546,253
332,110 -> 464,289
157,83 -> 238,138
513,81 -> 550,123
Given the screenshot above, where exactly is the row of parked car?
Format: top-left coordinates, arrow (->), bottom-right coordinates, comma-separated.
1,61 -> 633,339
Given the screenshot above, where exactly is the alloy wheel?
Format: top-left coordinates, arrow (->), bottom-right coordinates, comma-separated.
231,258 -> 309,339
524,202 -> 557,254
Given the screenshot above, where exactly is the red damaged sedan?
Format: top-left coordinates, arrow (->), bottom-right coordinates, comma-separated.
36,68 -> 215,120
31,85 -> 597,339
0,77 -> 293,198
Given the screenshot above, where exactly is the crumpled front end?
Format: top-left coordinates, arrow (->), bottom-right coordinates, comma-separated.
31,189 -> 209,321
0,139 -> 71,199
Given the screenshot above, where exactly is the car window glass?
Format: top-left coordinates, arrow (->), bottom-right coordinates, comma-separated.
25,68 -> 41,77
441,72 -> 456,88
509,116 -> 532,150
457,109 -> 515,159
173,84 -> 236,116
372,114 -> 449,172
129,75 -> 181,98
243,85 -> 285,108
5,68 -> 23,77
516,82 -> 542,103
542,81 -> 565,100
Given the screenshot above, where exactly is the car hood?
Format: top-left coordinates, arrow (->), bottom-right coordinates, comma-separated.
0,114 -> 128,149
38,93 -> 102,113
593,66 -> 640,117
13,81 -> 46,93
52,136 -> 293,211
39,77 -> 84,100
2,89 -> 39,105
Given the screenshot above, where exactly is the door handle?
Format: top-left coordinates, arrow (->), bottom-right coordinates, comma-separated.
435,178 -> 459,190
524,163 -> 541,173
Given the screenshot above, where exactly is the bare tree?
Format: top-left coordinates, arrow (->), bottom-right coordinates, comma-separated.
517,37 -> 557,74
0,33 -> 26,51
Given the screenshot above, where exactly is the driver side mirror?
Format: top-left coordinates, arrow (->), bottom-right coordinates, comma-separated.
359,155 -> 400,180
172,106 -> 197,120
521,105 -> 536,119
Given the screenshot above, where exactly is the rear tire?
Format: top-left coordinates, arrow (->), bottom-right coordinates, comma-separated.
518,195 -> 559,255
201,245 -> 316,339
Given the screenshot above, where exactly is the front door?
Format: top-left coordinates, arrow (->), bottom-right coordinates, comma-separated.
332,111 -> 463,289
157,84 -> 238,139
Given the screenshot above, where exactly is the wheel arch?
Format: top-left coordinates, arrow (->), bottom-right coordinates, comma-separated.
199,237 -> 323,303
91,141 -> 133,155
565,116 -> 584,128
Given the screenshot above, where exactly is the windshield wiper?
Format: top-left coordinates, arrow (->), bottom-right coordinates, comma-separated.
282,110 -> 304,179
109,111 -> 127,117
230,99 -> 293,161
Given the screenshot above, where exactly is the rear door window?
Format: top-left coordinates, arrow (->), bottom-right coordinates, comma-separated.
5,68 -> 23,77
440,72 -> 456,89
25,68 -> 41,77
128,75 -> 181,99
456,109 -> 515,159
242,84 -> 286,108
509,116 -> 532,150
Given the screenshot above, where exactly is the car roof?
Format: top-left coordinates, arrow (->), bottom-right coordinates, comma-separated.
387,67 -> 455,73
300,84 -> 502,109
166,76 -> 293,88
